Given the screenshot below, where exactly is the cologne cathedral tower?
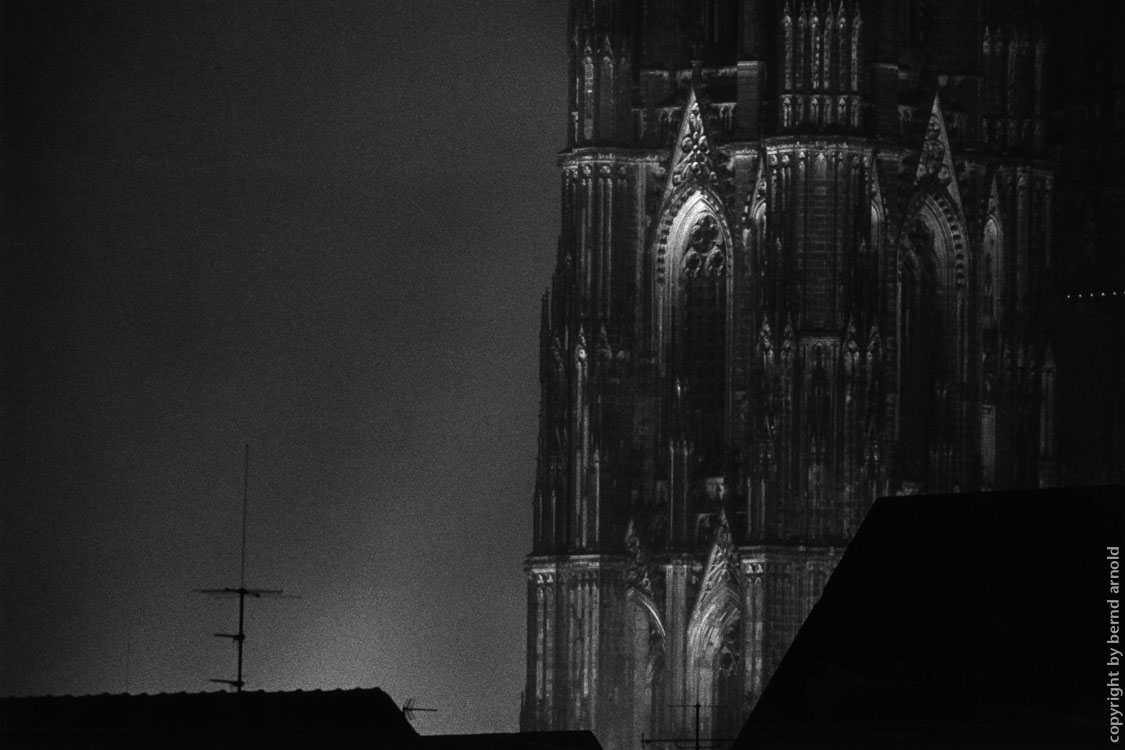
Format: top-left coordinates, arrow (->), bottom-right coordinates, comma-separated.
521,2 -> 1124,749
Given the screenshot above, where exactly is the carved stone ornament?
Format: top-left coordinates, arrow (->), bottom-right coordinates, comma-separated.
758,317 -> 774,361
914,94 -> 962,211
918,116 -> 951,185
986,172 -> 1002,220
696,510 -> 741,601
843,318 -> 860,375
596,324 -> 613,361
743,159 -> 768,226
672,93 -> 715,188
781,319 -> 796,357
551,335 -> 565,370
624,520 -> 653,597
866,323 -> 881,361
681,215 -> 726,279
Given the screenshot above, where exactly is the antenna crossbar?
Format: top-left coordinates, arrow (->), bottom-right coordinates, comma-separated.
197,587 -> 286,597
401,698 -> 438,723
195,444 -> 293,692
641,702 -> 735,750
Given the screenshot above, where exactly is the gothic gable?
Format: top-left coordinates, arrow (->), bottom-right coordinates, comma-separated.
692,511 -> 742,614
624,520 -> 666,642
986,171 -> 1003,226
869,156 -> 886,222
743,157 -> 768,231
670,88 -> 718,192
686,511 -> 744,720
650,89 -> 737,291
914,93 -> 963,213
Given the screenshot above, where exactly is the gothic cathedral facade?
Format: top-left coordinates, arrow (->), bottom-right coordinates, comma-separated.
521,2 -> 1124,749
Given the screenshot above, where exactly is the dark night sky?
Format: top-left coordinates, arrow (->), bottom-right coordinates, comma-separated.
1,1 -> 566,735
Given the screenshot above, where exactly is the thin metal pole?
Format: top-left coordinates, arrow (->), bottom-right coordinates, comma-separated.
236,443 -> 249,692
198,443 -> 289,693
240,443 -> 249,590
236,589 -> 245,692
694,702 -> 701,750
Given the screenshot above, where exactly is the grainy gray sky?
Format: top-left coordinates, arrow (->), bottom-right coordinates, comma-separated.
1,0 -> 566,735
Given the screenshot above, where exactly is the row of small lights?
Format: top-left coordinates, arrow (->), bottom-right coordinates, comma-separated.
1065,291 -> 1122,299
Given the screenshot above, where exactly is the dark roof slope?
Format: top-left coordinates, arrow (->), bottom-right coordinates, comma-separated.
735,485 -> 1124,750
0,687 -> 419,749
0,689 -> 605,750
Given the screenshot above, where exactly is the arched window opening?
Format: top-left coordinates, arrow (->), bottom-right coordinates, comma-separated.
712,617 -> 744,739
808,347 -> 830,511
871,202 -> 884,257
980,218 -> 1002,487
899,217 -> 946,485
582,51 -> 595,142
807,155 -> 831,327
628,597 -> 666,741
688,605 -> 743,743
982,219 -> 1001,325
751,204 -> 767,289
675,212 -> 728,474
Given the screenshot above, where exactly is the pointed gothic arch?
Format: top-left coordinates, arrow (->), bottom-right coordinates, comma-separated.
581,41 -> 595,143
870,198 -> 884,257
686,548 -> 743,743
747,202 -> 767,290
657,191 -> 735,474
896,190 -> 966,489
979,205 -> 1004,488
684,584 -> 738,733
743,160 -> 769,287
626,587 -> 666,741
982,217 -> 1003,323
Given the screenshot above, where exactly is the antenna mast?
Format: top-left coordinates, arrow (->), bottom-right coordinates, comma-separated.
401,697 -> 438,723
640,702 -> 734,750
196,444 -> 290,692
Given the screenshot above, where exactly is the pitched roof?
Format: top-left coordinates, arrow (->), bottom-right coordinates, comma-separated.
0,687 -> 419,749
0,689 -> 607,750
735,485 -> 1124,750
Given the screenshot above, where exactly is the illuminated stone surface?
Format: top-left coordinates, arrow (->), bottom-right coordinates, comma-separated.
521,3 -> 1123,749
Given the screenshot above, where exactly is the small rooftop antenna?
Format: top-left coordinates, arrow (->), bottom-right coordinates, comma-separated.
400,697 -> 438,723
641,701 -> 734,750
196,444 -> 292,692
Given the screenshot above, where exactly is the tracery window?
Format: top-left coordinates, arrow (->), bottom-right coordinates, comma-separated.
713,617 -> 744,739
717,620 -> 741,675
899,217 -> 948,485
676,213 -> 727,471
582,52 -> 595,142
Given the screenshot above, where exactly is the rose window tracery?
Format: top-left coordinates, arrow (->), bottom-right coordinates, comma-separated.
717,620 -> 742,676
681,215 -> 726,279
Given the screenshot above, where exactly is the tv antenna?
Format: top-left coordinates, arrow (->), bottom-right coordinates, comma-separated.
196,444 -> 293,692
400,697 -> 438,723
641,701 -> 735,750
